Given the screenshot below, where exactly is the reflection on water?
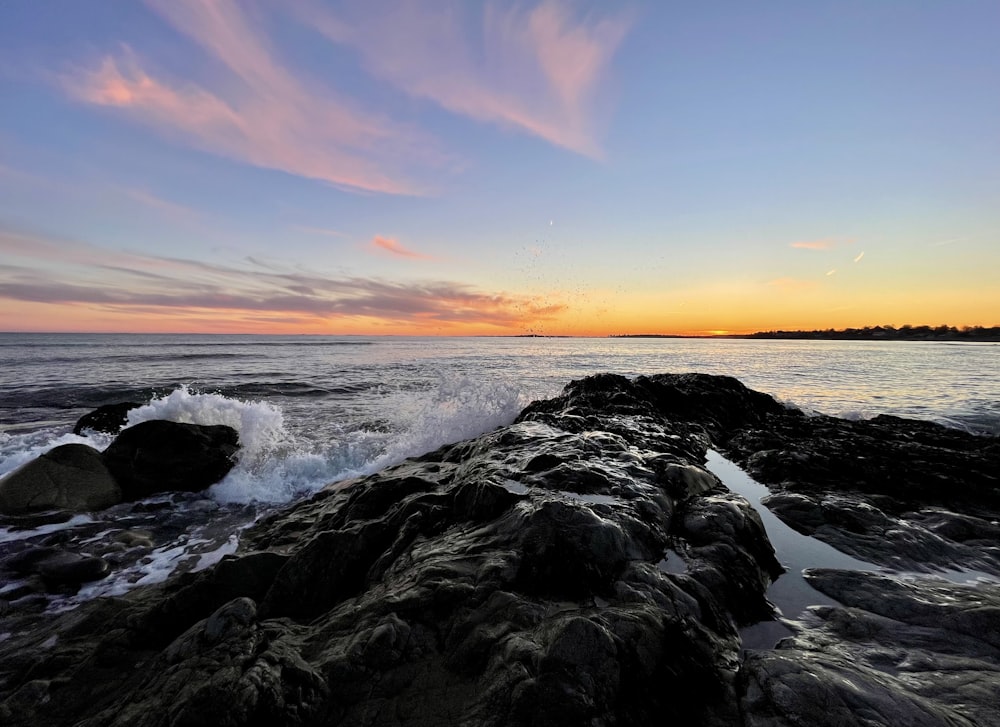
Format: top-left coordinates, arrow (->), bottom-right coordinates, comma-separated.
704,450 -> 882,649
705,450 -> 880,608
705,449 -> 1000,650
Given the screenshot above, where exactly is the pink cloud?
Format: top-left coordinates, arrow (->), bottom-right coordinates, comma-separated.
62,1 -> 438,195
299,0 -> 632,158
790,239 -> 836,250
370,235 -> 434,260
789,238 -> 857,250
0,224 -> 563,329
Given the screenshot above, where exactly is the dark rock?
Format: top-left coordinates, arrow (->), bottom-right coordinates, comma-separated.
514,499 -> 630,598
91,597 -> 329,727
0,372 -> 996,726
0,374 -> 785,726
3,546 -> 109,587
102,420 -> 240,499
0,443 -> 121,514
740,570 -> 1000,727
3,545 -> 63,575
72,402 -> 143,436
36,551 -> 109,586
722,402 -> 1000,575
452,480 -> 524,522
0,510 -> 75,527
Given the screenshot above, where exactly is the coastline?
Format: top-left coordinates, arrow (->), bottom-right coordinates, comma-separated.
2,372 -> 998,725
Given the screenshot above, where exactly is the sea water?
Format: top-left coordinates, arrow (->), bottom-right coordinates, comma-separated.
1,334 -> 997,606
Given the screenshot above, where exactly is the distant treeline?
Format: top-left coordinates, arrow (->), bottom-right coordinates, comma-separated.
744,325 -> 1000,341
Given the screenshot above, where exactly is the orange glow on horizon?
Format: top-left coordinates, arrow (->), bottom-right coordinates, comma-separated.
2,298 -> 996,338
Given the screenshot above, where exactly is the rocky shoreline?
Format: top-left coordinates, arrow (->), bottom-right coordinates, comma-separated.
1,373 -> 998,726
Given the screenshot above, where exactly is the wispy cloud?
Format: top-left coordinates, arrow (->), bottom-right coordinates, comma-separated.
929,237 -> 964,247
854,251 -> 865,263
299,0 -> 632,158
790,239 -> 836,250
826,269 -> 837,276
369,235 -> 434,260
61,0 -> 439,195
0,226 -> 559,329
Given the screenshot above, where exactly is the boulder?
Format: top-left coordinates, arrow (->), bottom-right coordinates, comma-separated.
0,443 -> 121,514
35,551 -> 110,586
102,420 -> 240,500
72,402 -> 143,436
3,545 -> 110,589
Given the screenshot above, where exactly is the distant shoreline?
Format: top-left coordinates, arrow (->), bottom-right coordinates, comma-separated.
611,326 -> 1000,342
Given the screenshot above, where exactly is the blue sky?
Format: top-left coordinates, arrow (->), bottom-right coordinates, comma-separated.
1,0 -> 998,334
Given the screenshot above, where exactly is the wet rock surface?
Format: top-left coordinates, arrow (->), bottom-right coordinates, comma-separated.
0,443 -> 121,515
0,494 -> 255,613
0,373 -> 997,726
740,570 -> 1000,727
722,404 -> 1000,576
1,418 -> 241,517
103,420 -> 240,500
73,402 -> 143,436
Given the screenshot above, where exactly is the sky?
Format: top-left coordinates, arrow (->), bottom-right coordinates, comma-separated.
1,0 -> 998,336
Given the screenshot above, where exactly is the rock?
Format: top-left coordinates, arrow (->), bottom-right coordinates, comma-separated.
78,597 -> 328,727
35,551 -> 109,586
0,510 -> 75,528
722,400 -> 1000,576
740,570 -> 1000,727
0,372 -> 997,726
2,545 -> 109,588
0,374 -> 784,726
102,420 -> 240,499
72,402 -> 143,436
0,443 -> 121,514
113,530 -> 154,548
513,499 -> 630,598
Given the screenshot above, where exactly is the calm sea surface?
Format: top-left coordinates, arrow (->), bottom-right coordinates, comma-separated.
1,334 -> 996,606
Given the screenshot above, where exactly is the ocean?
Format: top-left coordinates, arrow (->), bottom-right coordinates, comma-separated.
1,333 -> 998,608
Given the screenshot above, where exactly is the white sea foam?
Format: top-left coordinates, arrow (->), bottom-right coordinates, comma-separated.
127,386 -> 291,469
126,387 -> 324,504
0,376 -> 528,507
211,375 -> 526,504
117,377 -> 528,506
0,430 -> 113,478
365,374 -> 526,474
0,514 -> 94,545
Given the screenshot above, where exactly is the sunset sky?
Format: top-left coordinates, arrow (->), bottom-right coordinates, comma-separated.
2,0 -> 998,335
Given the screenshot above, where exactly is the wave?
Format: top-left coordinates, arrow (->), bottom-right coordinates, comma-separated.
38,377 -> 526,506
208,375 -> 527,504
